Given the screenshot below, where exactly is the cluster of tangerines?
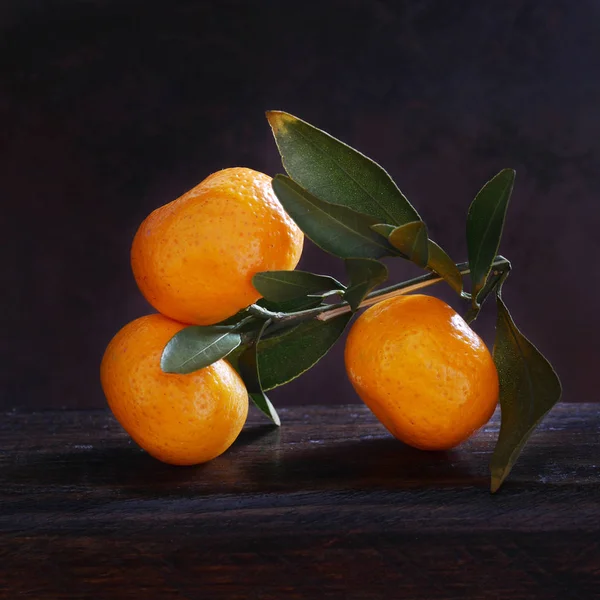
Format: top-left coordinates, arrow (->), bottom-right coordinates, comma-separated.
101,167 -> 499,466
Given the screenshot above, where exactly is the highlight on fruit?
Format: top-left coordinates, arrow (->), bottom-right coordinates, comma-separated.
101,111 -> 561,492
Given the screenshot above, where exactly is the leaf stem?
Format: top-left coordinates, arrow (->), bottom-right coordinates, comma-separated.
264,256 -> 511,330
247,304 -> 287,322
318,274 -> 450,321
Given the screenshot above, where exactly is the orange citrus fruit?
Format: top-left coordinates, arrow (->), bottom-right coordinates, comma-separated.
131,167 -> 304,325
100,314 -> 248,465
344,294 -> 499,450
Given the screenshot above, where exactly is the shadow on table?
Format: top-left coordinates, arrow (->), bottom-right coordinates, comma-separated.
1,423 -> 505,495
2,425 -> 280,493
236,433 -> 489,491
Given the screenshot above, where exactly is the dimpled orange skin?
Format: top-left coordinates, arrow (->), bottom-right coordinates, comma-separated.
131,167 -> 304,325
344,294 -> 499,451
100,314 -> 248,465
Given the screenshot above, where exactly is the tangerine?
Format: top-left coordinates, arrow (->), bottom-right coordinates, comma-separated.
344,294 -> 499,450
100,314 -> 248,465
131,167 -> 304,325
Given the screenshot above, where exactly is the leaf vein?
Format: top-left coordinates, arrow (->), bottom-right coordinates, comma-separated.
472,177 -> 512,274
291,126 -> 401,225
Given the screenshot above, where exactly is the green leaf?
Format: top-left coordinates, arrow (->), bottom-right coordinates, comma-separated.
372,225 -> 463,295
371,224 -> 409,259
388,221 -> 429,268
253,270 -> 345,303
490,292 -> 562,492
258,314 -> 352,390
224,343 -> 245,372
344,258 -> 388,311
427,240 -> 463,295
272,175 -> 400,259
370,223 -> 395,238
267,111 -> 420,226
237,321 -> 280,426
161,326 -> 241,374
465,259 -> 511,323
247,391 -> 280,426
466,169 -> 515,306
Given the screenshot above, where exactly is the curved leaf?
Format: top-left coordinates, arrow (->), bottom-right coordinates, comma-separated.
490,292 -> 562,492
267,111 -> 420,225
465,258 -> 511,323
427,240 -> 463,295
248,391 -> 280,426
388,221 -> 429,268
161,326 -> 241,374
258,314 -> 352,390
344,258 -> 388,311
272,175 -> 400,259
370,223 -> 396,238
237,320 -> 280,426
253,270 -> 344,302
372,225 -> 463,295
467,169 -> 515,305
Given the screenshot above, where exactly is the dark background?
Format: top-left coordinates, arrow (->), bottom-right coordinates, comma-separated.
2,0 -> 598,410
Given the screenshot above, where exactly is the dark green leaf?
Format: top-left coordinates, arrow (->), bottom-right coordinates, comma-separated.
258,314 -> 352,390
253,270 -> 344,302
427,240 -> 463,295
371,224 -> 409,259
247,392 -> 280,426
344,258 -> 388,311
372,225 -> 463,295
465,260 -> 511,323
267,111 -> 420,226
370,223 -> 396,238
388,221 -> 429,268
237,321 -> 280,426
224,343 -> 245,372
467,169 -> 515,306
490,292 -> 562,492
272,175 -> 400,259
372,224 -> 463,295
161,326 -> 241,374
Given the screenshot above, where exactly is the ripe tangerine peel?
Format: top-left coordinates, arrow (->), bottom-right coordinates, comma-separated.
345,294 -> 499,450
100,314 -> 248,465
131,167 -> 304,325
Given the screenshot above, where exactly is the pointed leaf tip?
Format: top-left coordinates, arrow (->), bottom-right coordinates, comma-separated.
426,240 -> 463,296
490,292 -> 562,491
371,223 -> 396,238
467,168 -> 516,307
268,112 -> 421,226
373,225 -> 463,296
161,326 -> 242,374
490,476 -> 501,494
237,320 -> 281,426
253,270 -> 344,303
266,110 -> 292,134
388,221 -> 429,268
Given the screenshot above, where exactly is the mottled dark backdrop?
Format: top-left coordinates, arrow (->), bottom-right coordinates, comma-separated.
2,0 -> 598,409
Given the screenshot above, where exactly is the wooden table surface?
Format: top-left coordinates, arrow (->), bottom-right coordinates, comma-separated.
1,404 -> 598,599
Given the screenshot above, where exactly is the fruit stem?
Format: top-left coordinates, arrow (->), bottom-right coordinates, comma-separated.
267,256 -> 511,329
318,276 -> 449,321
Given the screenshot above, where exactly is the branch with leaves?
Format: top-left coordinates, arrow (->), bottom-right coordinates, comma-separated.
161,111 -> 561,492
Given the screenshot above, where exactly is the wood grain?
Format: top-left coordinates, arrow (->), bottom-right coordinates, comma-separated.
1,404 -> 599,599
